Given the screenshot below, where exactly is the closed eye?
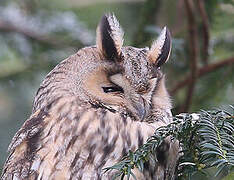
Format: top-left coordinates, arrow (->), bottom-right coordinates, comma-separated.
102,86 -> 124,93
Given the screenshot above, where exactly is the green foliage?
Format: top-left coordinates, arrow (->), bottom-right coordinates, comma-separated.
104,106 -> 234,179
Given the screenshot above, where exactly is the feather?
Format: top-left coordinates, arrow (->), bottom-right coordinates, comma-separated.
149,27 -> 172,67
96,13 -> 124,60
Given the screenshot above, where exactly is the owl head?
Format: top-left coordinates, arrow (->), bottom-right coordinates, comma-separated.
33,14 -> 172,122
92,14 -> 172,121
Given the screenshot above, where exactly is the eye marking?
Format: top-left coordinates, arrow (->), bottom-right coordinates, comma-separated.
102,86 -> 124,93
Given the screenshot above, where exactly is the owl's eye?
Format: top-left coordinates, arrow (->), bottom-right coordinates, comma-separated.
102,86 -> 124,93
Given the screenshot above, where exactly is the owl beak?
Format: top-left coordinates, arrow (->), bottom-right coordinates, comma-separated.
133,98 -> 146,121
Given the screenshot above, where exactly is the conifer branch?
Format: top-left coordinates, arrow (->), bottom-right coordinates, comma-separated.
104,105 -> 234,179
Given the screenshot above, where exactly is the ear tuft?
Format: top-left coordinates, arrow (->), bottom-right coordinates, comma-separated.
96,13 -> 124,60
149,27 -> 172,67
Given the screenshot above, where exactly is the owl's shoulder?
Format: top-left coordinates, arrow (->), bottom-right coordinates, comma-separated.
1,107 -> 49,179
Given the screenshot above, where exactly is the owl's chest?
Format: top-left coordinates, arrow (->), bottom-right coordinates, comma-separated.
34,108 -> 159,179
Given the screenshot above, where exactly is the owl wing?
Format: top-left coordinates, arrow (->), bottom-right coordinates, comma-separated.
1,108 -> 48,180
2,101 -> 177,180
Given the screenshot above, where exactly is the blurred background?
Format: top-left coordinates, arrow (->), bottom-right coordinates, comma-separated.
0,0 -> 233,177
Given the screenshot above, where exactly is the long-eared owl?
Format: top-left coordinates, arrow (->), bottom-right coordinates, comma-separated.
1,14 -> 179,180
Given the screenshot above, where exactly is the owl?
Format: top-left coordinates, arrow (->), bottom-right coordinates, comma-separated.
1,14 -> 179,180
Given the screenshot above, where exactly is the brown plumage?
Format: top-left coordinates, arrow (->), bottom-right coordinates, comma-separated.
1,14 -> 179,180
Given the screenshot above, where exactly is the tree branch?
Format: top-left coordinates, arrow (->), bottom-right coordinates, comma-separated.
196,0 -> 210,65
0,18 -> 84,48
182,0 -> 199,112
170,57 -> 234,94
